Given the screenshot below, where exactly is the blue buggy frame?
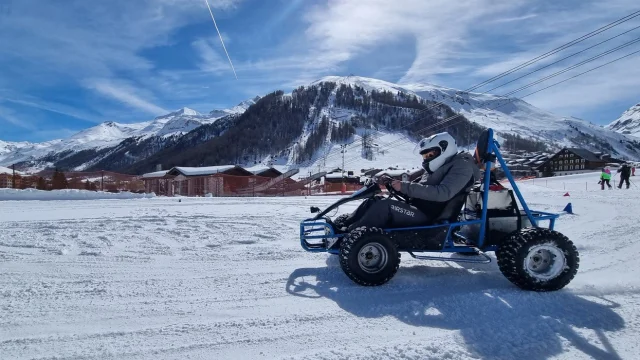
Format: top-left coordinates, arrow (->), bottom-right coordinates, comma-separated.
299,128 -> 561,264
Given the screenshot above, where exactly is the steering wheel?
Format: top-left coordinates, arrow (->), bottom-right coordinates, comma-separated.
379,177 -> 409,202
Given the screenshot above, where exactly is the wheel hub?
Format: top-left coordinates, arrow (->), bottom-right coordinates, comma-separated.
357,242 -> 388,274
524,244 -> 566,281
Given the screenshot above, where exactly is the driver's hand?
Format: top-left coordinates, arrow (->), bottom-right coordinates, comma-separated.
376,175 -> 392,185
391,180 -> 402,192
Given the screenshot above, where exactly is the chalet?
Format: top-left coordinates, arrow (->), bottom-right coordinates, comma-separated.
535,148 -> 606,177
166,165 -> 254,196
323,172 -> 361,193
142,165 -> 303,197
374,168 -> 425,182
245,165 -> 283,178
360,168 -> 383,177
142,170 -> 174,196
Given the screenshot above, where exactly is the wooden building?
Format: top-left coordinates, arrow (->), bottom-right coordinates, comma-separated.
166,165 -> 254,196
535,148 -> 606,177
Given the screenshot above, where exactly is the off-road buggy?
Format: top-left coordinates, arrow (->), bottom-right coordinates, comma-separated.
299,128 -> 579,291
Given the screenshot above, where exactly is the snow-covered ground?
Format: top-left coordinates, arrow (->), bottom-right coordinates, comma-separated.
1,178 -> 640,359
0,188 -> 155,201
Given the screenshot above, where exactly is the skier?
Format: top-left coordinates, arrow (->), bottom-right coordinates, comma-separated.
600,166 -> 612,190
617,163 -> 631,189
335,132 -> 480,231
632,165 -> 636,176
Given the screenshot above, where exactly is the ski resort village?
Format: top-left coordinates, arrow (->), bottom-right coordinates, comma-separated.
2,1 -> 640,359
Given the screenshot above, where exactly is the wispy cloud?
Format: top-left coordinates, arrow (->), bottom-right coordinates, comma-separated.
1,0 -> 244,118
301,0 -> 526,84
0,105 -> 36,130
87,80 -> 168,115
1,97 -> 104,124
491,13 -> 538,23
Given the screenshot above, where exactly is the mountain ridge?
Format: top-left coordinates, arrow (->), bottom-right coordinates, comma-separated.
606,103 -> 640,137
2,76 -> 639,174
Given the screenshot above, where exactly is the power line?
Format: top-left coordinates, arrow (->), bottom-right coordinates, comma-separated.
204,0 -> 237,80
340,48 -> 640,169
483,24 -> 640,94
466,9 -> 640,92
293,10 -> 640,171
502,37 -> 640,95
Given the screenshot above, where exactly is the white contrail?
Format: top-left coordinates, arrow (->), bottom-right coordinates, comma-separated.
204,0 -> 238,79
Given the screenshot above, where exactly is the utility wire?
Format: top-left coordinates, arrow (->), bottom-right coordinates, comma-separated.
293,11 -> 640,171
340,48 -> 640,169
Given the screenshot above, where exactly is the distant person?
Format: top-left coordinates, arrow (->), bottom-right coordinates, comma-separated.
632,165 -> 636,176
600,166 -> 612,190
617,163 -> 631,189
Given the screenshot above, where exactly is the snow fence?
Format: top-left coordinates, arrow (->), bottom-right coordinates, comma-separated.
0,188 -> 156,201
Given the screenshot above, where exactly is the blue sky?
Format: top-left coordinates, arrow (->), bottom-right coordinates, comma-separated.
0,0 -> 638,142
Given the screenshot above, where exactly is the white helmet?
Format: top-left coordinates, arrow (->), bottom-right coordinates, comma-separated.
418,132 -> 458,173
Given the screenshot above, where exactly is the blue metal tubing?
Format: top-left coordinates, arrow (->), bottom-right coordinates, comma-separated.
491,139 -> 540,228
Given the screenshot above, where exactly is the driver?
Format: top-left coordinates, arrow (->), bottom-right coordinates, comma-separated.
335,132 -> 480,232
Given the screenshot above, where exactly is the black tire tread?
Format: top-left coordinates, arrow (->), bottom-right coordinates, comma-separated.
497,227 -> 579,292
339,227 -> 401,286
333,214 -> 350,229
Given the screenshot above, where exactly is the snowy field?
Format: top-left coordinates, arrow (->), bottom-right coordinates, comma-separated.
1,177 -> 640,359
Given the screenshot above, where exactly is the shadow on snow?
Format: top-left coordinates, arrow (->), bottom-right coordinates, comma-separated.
286,255 -> 625,360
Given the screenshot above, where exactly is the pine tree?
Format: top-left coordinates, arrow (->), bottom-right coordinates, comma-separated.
51,169 -> 68,190
36,177 -> 47,190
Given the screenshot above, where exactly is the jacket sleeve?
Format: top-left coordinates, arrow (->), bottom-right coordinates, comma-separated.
400,161 -> 474,202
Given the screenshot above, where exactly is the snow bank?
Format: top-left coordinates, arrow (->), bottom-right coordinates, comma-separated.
0,188 -> 155,201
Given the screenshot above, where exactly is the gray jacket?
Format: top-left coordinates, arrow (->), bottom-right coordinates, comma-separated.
400,152 -> 481,202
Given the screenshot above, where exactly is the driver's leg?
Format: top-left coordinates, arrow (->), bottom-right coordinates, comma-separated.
347,198 -> 429,231
336,196 -> 381,229
387,200 -> 430,228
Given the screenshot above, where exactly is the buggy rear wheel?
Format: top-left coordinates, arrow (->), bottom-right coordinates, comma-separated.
497,228 -> 579,291
339,227 -> 400,286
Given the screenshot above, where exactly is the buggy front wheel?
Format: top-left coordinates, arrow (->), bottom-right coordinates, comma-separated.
339,227 -> 400,286
497,228 -> 579,291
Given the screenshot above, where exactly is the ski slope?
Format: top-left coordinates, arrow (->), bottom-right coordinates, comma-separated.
1,179 -> 640,359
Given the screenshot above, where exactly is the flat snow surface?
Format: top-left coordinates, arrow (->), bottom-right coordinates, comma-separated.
1,178 -> 640,359
0,188 -> 155,201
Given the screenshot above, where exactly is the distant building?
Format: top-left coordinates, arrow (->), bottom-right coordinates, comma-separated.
0,166 -> 22,188
141,165 -> 300,197
323,171 -> 361,193
166,165 -> 254,196
374,168 -> 425,182
535,148 -> 606,177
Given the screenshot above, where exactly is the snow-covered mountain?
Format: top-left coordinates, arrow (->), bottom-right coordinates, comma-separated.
275,76 -> 640,175
2,76 -> 639,175
209,96 -> 260,118
606,103 -> 640,137
0,101 -> 257,170
310,76 -> 639,157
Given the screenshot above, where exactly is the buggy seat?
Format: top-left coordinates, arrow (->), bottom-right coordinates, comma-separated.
433,190 -> 469,224
429,127 -> 493,225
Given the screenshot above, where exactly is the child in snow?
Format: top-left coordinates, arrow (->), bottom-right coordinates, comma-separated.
600,167 -> 612,190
